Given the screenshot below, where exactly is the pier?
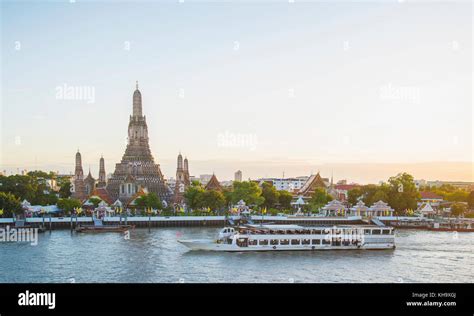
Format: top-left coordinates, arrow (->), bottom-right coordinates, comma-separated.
1,215 -> 471,231
0,216 -> 365,229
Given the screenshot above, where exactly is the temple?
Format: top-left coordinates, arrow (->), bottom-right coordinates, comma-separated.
106,82 -> 171,203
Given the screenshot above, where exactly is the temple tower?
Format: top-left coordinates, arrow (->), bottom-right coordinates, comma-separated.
184,157 -> 190,185
71,150 -> 87,200
97,156 -> 106,188
174,153 -> 187,204
84,168 -> 96,195
106,82 -> 171,203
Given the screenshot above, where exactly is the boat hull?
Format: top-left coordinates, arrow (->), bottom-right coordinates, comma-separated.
178,240 -> 395,252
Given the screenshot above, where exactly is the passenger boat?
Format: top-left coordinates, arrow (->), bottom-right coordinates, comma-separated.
178,224 -> 396,252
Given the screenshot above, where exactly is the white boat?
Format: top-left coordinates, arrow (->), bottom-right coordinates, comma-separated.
178,224 -> 396,252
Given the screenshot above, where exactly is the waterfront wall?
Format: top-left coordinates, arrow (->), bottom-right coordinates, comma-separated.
0,216 -> 365,229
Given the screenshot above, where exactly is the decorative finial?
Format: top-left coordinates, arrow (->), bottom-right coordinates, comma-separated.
136,81 -> 139,90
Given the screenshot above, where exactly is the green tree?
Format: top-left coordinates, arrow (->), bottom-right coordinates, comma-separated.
468,191 -> 474,210
451,203 -> 467,217
88,197 -> 102,208
57,198 -> 82,214
278,190 -> 293,210
202,190 -> 226,212
261,182 -> 279,209
445,190 -> 469,202
135,193 -> 163,210
27,170 -> 52,179
348,187 -> 363,206
184,185 -> 205,210
0,192 -> 22,217
231,181 -> 264,207
387,173 -> 419,215
146,192 -> 163,209
372,189 -> 389,204
58,181 -> 72,198
309,188 -> 333,211
0,175 -> 37,202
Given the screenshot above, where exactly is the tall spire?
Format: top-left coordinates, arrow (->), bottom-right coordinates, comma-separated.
184,157 -> 188,172
177,153 -> 183,170
75,150 -> 83,176
98,155 -> 106,188
133,81 -> 142,117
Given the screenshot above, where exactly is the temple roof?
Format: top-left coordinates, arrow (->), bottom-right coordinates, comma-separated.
127,187 -> 148,206
322,199 -> 345,211
88,188 -> 113,205
369,200 -> 394,211
84,170 -> 95,182
298,173 -> 327,196
350,200 -> 369,211
205,174 -> 222,191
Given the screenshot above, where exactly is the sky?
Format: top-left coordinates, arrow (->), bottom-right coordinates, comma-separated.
1,0 -> 472,183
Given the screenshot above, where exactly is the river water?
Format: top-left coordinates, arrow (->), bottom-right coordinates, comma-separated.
0,228 -> 472,283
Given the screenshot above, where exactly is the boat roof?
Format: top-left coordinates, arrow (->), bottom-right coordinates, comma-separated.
241,224 -> 392,230
246,224 -> 303,230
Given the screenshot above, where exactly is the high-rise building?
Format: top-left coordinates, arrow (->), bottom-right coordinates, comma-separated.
234,170 -> 242,182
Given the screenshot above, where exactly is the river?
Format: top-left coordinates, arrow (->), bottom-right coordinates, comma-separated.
0,228 -> 472,283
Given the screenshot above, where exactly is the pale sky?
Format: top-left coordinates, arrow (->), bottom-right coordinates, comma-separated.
1,1 -> 472,183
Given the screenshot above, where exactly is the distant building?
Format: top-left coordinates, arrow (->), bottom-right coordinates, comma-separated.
257,176 -> 309,192
234,170 -> 242,182
332,184 -> 360,202
425,180 -> 474,190
419,191 -> 444,207
414,179 -> 427,189
199,174 -> 213,185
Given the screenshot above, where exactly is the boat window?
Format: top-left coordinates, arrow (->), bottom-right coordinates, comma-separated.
249,239 -> 258,246
311,239 -> 320,245
259,240 -> 269,245
280,239 -> 290,245
364,229 -> 371,235
382,229 -> 390,235
291,239 -> 300,245
270,239 -> 279,245
312,230 -> 322,235
372,230 -> 381,235
322,239 -> 331,245
302,239 -> 311,245
237,238 -> 248,247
